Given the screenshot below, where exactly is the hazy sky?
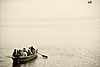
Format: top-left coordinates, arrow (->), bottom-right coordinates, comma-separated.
0,0 -> 100,25
0,0 -> 100,48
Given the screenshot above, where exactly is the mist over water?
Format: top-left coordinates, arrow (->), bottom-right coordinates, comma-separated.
0,19 -> 100,67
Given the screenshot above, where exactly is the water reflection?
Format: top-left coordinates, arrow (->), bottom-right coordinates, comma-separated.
12,62 -> 20,67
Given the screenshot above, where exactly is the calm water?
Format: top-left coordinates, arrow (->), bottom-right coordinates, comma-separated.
0,20 -> 100,67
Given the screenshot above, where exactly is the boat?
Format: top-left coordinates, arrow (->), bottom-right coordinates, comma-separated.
12,49 -> 38,64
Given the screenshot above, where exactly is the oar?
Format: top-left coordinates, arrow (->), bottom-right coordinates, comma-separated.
38,53 -> 48,59
6,56 -> 13,58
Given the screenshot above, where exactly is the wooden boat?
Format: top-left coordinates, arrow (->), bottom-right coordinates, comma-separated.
12,49 -> 38,64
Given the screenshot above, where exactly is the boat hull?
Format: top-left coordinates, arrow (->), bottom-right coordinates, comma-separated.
12,50 -> 38,64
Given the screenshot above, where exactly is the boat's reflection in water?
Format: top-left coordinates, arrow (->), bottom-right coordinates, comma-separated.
12,58 -> 37,67
12,62 -> 20,67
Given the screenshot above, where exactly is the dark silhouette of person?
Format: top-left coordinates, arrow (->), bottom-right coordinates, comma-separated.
88,0 -> 92,4
12,49 -> 17,57
31,46 -> 35,54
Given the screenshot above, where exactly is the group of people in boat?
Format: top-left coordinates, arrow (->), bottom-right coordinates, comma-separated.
12,46 -> 35,57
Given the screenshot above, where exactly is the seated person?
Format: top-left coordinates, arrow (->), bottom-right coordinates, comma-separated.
21,48 -> 27,57
27,49 -> 32,56
31,46 -> 35,54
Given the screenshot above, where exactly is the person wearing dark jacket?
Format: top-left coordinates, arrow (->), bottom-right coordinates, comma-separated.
12,49 -> 17,57
31,46 -> 35,54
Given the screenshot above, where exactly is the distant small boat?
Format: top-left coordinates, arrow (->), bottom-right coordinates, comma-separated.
12,49 -> 38,64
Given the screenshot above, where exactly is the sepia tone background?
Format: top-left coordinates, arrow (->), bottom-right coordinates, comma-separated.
0,0 -> 100,67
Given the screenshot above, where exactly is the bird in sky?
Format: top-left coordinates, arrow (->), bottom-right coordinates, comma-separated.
88,0 -> 92,4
